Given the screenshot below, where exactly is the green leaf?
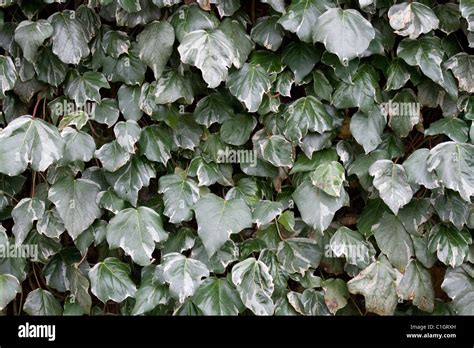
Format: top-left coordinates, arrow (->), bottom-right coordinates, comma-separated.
178,29 -> 234,88
48,176 -> 102,239
432,190 -> 470,230
427,223 -> 472,268
89,257 -> 137,303
170,4 -> 218,42
102,30 -> 130,59
65,71 -> 109,107
350,105 -> 387,154
194,193 -> 252,256
460,0 -> 474,31
118,85 -> 142,122
158,172 -> 200,223
445,53 -> 474,94
49,10 -> 90,65
137,21 -> 174,80
220,114 -> 256,146
276,238 -> 322,275
161,252 -> 209,303
95,141 -> 130,172
227,63 -> 272,112
0,55 -> 17,94
0,274 -> 21,310
281,96 -> 334,142
385,58 -> 412,91
397,36 -> 457,98
310,161 -> 345,197
441,264 -> 474,315
193,277 -> 243,315
90,99 -> 120,127
397,259 -> 434,313
388,2 -> 439,39
292,181 -> 349,233
257,134 -> 294,168
425,117 -> 469,143
107,207 -> 168,266
114,120 -> 141,153
0,116 -> 64,176
347,256 -> 398,316
14,20 -> 53,62
313,8 -> 375,64
287,289 -> 331,315
387,89 -> 420,138
329,226 -> 372,268
426,141 -> 474,202
138,125 -> 172,164
322,278 -> 349,314
250,16 -> 285,51
154,69 -> 194,105
61,127 -> 96,163
131,268 -> 170,315
403,149 -> 439,189
369,160 -> 413,215
194,93 -> 234,127
281,41 -> 321,83
23,289 -> 63,315
11,197 -> 45,245
231,258 -> 274,315
372,212 -> 414,272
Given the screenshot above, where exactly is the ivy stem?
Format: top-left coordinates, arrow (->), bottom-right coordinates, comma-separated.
31,96 -> 42,119
274,218 -> 285,240
30,171 -> 36,197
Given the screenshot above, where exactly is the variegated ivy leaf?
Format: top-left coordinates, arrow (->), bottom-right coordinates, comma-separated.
49,10 -> 90,65
114,120 -> 141,154
48,176 -> 102,240
276,238 -> 322,275
321,278 -> 349,314
292,181 -> 349,234
369,160 -> 413,215
426,141 -> 474,202
427,223 -> 472,268
137,21 -> 174,80
178,29 -> 235,88
161,252 -> 209,303
226,63 -> 272,112
0,274 -> 21,310
287,289 -> 331,315
131,266 -> 170,315
158,172 -> 200,223
350,105 -> 387,154
138,125 -> 173,164
388,2 -> 439,39
403,149 -> 439,189
432,190 -> 470,230
256,134 -> 294,168
252,200 -> 284,227
347,255 -> 398,316
11,197 -> 45,246
313,8 -> 375,64
107,207 -> 168,266
329,226 -> 373,269
250,16 -> 285,51
193,277 -> 244,315
170,3 -> 219,42
397,259 -> 434,313
425,117 -> 469,143
14,20 -> 53,62
60,127 -> 96,163
194,193 -> 252,256
0,55 -> 17,94
0,116 -> 64,176
231,258 -> 275,316
445,53 -> 474,94
64,71 -> 110,107
441,264 -> 474,315
23,288 -> 63,315
95,141 -> 130,172
154,69 -> 194,105
460,0 -> 474,31
89,257 -> 137,303
310,161 -> 345,197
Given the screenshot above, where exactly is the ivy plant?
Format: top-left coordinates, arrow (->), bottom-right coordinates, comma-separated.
0,0 -> 473,316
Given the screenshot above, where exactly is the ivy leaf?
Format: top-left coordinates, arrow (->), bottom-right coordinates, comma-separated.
158,172 -> 200,223
250,16 -> 285,51
194,93 -> 234,127
107,207 -> 168,266
369,160 -> 414,215
0,55 -> 17,94
0,116 -> 64,176
403,149 -> 439,189
231,258 -> 275,315
460,0 -> 474,31
48,176 -> 102,240
427,223 -> 472,268
426,141 -> 474,202
441,264 -> 474,315
226,63 -> 272,112
287,289 -> 331,315
425,117 -> 469,143
330,226 -> 372,268
220,114 -> 256,146
161,252 -> 209,303
23,289 -> 63,315
347,256 -> 398,316
372,213 -> 414,272
388,2 -> 439,39
322,278 -> 349,314
89,257 -> 137,303
276,238 -> 322,275
0,274 -> 21,310
95,141 -> 130,172
282,41 -> 321,83
281,96 -> 334,142
350,105 -> 387,154
102,30 -> 130,59
278,0 -> 328,43
293,181 -> 349,233
170,3 -> 219,42
194,193 -> 252,256
154,69 -> 194,105
178,29 -> 235,88
138,125 -> 173,164
310,161 -> 345,197
61,127 -> 96,163
49,10 -> 90,65
193,277 -> 243,315
14,20 -> 53,62
397,259 -> 434,313
114,120 -> 141,154
11,197 -> 45,245
313,8 -> 375,64
131,267 -> 170,315
65,71 -> 109,107
137,21 -> 174,80
432,190 -> 470,230
257,134 -> 294,168
91,99 -> 120,127
445,53 -> 474,94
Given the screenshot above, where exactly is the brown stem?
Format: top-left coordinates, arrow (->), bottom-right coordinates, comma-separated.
31,97 -> 42,119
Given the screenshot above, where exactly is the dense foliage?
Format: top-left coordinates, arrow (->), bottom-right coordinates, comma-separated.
0,0 -> 473,316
